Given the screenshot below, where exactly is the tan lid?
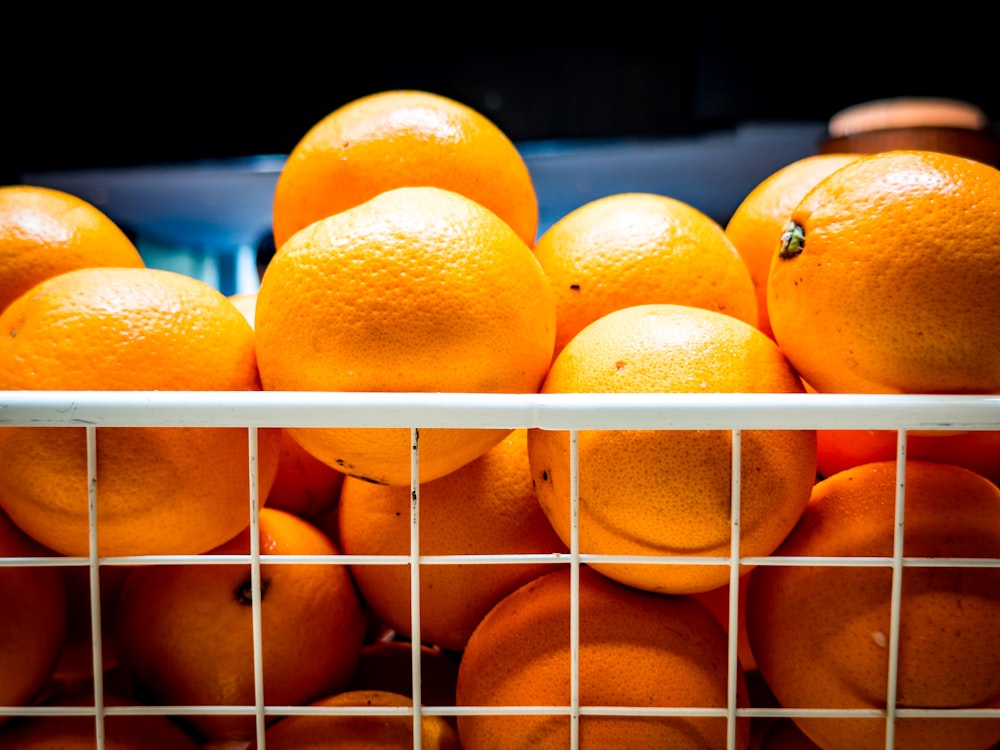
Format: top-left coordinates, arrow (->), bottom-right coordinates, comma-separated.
828,97 -> 988,137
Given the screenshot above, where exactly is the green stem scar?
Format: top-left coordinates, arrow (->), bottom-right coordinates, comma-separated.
778,221 -> 805,259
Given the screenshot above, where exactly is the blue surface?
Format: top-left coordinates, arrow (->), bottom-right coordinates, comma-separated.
22,122 -> 828,294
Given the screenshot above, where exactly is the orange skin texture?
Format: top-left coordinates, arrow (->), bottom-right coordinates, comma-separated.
271,89 -> 539,248
256,186 -> 557,486
251,689 -> 461,750
227,292 -> 347,521
724,153 -> 863,339
533,191 -> 758,359
746,460 -> 1000,750
112,507 -> 368,743
0,509 -> 68,725
0,692 -> 201,749
817,427 -> 1000,485
0,267 -> 281,556
767,149 -> 1000,394
0,185 -> 145,315
337,428 -> 569,651
455,565 -> 751,749
528,303 -> 817,594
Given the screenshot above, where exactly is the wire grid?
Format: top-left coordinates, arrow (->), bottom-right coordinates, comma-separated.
2,390 -> 1000,750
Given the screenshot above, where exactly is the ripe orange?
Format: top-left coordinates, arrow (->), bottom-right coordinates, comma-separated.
271,89 -> 538,248
227,290 -> 346,521
0,266 -> 281,557
112,507 -> 367,743
255,185 -> 556,486
723,153 -> 863,339
816,427 -> 1000,485
533,191 -> 758,359
0,508 -> 68,725
0,184 -> 145,315
746,460 -> 1000,750
337,428 -> 568,651
48,562 -> 130,693
528,303 -> 817,594
691,572 -> 757,671
455,565 -> 751,749
0,691 -> 201,749
252,689 -> 461,749
347,640 -> 460,716
767,149 -> 1000,394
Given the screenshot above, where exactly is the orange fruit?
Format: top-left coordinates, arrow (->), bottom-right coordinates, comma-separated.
347,639 -> 460,715
255,185 -> 556,486
0,266 -> 281,556
251,689 -> 461,749
723,153 -> 863,339
816,427 -> 1000,485
528,303 -> 817,594
112,507 -> 367,743
746,460 -> 1000,750
228,290 -> 258,326
0,184 -> 145,315
0,691 -> 201,749
271,89 -> 538,248
455,565 -> 751,749
767,149 -> 1000,394
266,429 -> 346,522
227,290 -> 346,521
0,508 -> 68,724
691,572 -> 757,671
533,191 -> 758,359
48,562 -> 130,693
337,428 -> 569,651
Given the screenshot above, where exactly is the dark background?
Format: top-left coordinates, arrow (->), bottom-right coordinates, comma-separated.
6,12 -> 999,186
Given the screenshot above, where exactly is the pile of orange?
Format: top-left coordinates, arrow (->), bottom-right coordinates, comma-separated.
1,87 -> 1000,750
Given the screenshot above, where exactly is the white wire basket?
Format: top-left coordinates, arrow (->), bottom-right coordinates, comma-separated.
1,389 -> 999,750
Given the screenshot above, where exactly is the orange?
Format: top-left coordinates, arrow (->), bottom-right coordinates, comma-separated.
266,429 -> 346,521
0,184 -> 145,315
271,89 -> 538,248
251,689 -> 461,749
723,153 -> 863,339
691,572 -> 757,671
816,426 -> 1000,484
337,428 -> 569,651
255,185 -> 556,486
528,303 -> 817,594
533,191 -> 758,359
227,290 -> 347,521
347,639 -> 460,715
228,290 -> 258,326
767,149 -> 1000,394
745,460 -> 1000,750
48,562 -> 130,694
0,266 -> 281,557
0,508 -> 68,725
112,507 -> 367,743
0,691 -> 201,749
455,565 -> 751,749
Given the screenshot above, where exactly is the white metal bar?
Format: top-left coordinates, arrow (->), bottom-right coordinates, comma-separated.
727,429 -> 742,750
569,429 -> 581,750
884,430 -> 908,748
3,391 -> 1000,430
409,426 -> 423,750
86,425 -> 106,750
247,427 -> 267,748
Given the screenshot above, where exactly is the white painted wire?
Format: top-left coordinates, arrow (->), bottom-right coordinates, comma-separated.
2,391 -> 1000,750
